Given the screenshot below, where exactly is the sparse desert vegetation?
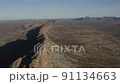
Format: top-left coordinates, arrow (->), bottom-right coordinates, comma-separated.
0,18 -> 120,68
47,19 -> 120,68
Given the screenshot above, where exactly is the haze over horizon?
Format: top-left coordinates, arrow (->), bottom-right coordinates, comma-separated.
0,0 -> 120,20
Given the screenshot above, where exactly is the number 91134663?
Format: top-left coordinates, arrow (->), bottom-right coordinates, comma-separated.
62,72 -> 116,80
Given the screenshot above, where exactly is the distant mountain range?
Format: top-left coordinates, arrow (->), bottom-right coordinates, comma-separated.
75,17 -> 120,21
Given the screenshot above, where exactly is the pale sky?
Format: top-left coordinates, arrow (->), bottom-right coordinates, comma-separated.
0,0 -> 120,20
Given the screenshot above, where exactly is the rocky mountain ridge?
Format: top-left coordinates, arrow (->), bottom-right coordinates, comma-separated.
75,17 -> 120,21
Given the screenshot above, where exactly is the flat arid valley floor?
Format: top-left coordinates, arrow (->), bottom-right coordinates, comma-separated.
0,19 -> 120,68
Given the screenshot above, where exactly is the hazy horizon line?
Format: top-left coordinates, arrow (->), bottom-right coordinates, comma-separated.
0,16 -> 120,21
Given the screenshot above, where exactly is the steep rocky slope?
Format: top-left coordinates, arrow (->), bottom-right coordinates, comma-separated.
10,21 -> 55,68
